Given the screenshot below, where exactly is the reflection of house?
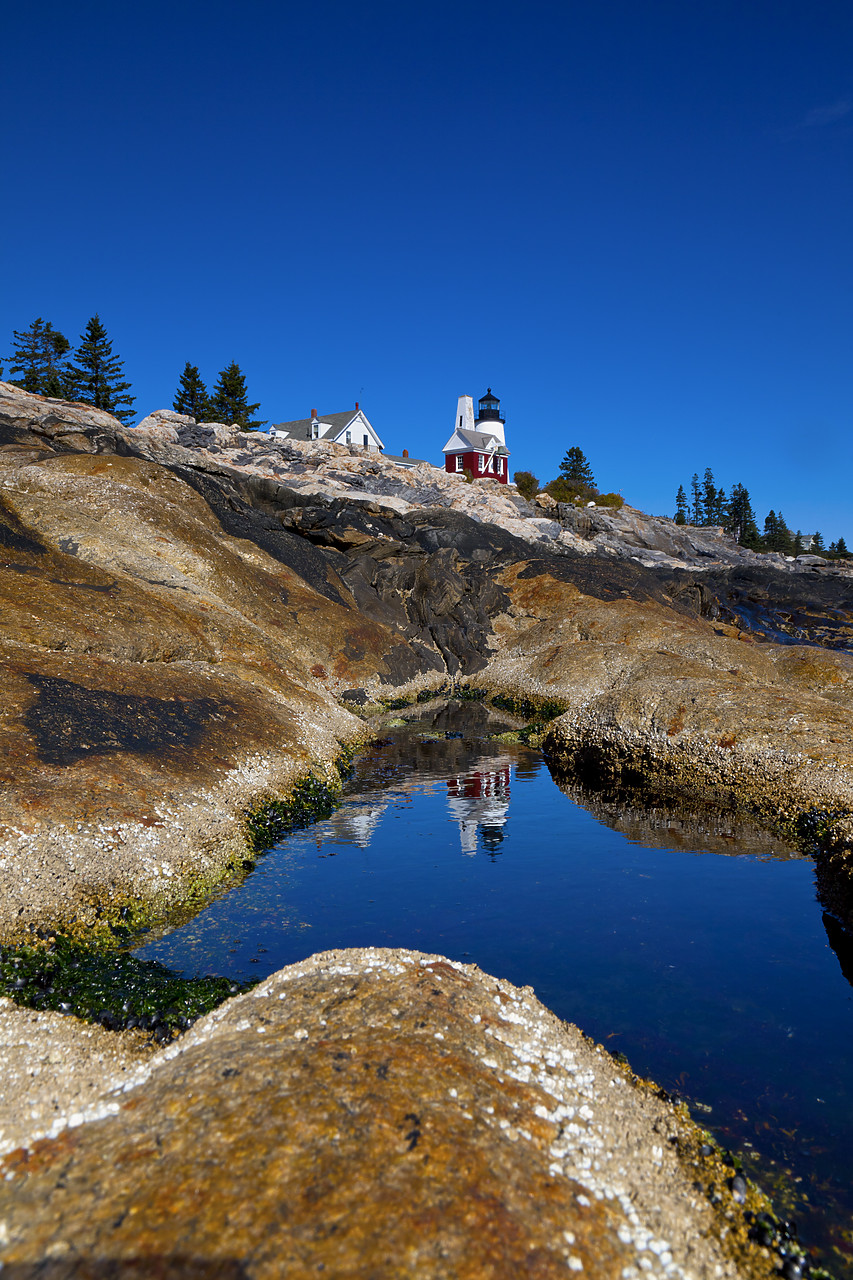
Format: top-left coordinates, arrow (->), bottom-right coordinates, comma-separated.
268,404 -> 384,452
324,801 -> 388,849
442,389 -> 510,484
447,758 -> 512,855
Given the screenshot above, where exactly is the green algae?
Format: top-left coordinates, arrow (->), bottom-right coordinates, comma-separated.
0,931 -> 256,1041
246,774 -> 341,852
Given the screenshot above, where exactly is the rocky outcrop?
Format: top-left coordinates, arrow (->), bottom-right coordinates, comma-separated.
2,381 -> 853,932
0,948 -> 778,1279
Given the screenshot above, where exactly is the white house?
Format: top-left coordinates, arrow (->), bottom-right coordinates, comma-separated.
268,403 -> 384,453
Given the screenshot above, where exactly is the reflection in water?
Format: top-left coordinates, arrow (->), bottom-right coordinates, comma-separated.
134,701 -> 853,1273
448,758 -> 512,856
551,771 -> 803,862
324,800 -> 388,849
823,911 -> 853,990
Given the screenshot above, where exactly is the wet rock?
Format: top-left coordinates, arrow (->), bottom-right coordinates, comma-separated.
0,949 -> 772,1278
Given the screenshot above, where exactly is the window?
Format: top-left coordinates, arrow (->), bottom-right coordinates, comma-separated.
311,423 -> 319,439
363,434 -> 368,447
455,455 -> 464,471
459,415 -> 462,426
477,454 -> 485,472
345,430 -> 352,443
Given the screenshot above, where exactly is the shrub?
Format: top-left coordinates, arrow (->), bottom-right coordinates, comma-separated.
597,492 -> 624,509
462,467 -> 474,484
513,469 -> 539,499
545,477 -> 598,505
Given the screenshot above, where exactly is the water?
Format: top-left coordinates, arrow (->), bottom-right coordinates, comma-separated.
135,702 -> 853,1271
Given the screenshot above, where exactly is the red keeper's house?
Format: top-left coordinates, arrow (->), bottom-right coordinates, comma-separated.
442,389 -> 510,484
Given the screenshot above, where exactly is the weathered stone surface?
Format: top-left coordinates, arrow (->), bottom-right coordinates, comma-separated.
0,998 -> 151,1156
2,379 -> 853,928
0,949 -> 775,1278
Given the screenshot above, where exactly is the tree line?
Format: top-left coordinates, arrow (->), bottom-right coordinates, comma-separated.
2,317 -> 264,430
674,468 -> 848,558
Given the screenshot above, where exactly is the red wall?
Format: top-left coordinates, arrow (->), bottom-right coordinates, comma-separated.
444,451 -> 508,484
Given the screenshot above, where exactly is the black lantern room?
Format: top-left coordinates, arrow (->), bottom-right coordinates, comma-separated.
476,388 -> 505,425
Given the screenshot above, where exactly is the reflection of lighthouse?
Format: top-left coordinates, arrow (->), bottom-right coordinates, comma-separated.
447,757 -> 512,856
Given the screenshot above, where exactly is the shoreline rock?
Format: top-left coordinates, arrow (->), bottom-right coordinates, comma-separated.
0,948 -> 779,1279
1,381 -> 853,934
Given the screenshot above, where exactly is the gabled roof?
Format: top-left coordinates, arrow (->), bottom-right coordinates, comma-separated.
271,411 -> 359,440
442,427 -> 509,454
269,409 -> 384,449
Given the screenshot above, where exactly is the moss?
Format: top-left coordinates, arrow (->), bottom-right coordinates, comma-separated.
0,931 -> 255,1042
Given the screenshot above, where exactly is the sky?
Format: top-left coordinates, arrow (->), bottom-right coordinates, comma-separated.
3,0 -> 852,537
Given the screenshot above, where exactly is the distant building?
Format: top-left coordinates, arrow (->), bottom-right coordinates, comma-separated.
268,404 -> 384,452
441,389 -> 511,484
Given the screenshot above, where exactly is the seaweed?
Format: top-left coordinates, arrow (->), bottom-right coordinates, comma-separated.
0,932 -> 255,1042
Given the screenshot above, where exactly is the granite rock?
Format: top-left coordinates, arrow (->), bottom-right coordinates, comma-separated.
0,949 -> 775,1280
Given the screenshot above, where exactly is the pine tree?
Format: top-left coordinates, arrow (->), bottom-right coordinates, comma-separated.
68,315 -> 135,424
689,473 -> 703,524
209,361 -> 264,430
674,484 -> 688,525
793,530 -> 804,556
727,484 -> 761,548
6,318 -> 72,396
776,512 -> 794,555
700,468 -> 718,525
558,447 -> 595,491
763,510 -> 794,554
837,536 -> 849,556
812,531 -> 825,552
173,363 -> 212,421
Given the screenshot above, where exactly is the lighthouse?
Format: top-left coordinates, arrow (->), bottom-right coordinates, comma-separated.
441,387 -> 510,484
474,388 -> 506,445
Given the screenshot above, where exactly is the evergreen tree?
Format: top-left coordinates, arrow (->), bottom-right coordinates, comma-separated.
6,318 -> 72,396
792,530 -> 804,556
812,531 -> 825,552
689,473 -> 702,524
173,362 -> 212,421
727,483 -> 761,548
674,484 -> 688,525
68,315 -> 135,424
701,468 -> 718,525
558,446 -> 595,490
763,510 -> 794,554
837,536 -> 849,556
776,512 -> 794,554
209,361 -> 264,430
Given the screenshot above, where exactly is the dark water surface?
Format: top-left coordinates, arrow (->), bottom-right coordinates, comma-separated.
135,702 -> 853,1271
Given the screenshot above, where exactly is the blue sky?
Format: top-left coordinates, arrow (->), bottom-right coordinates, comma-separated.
3,1 -> 852,538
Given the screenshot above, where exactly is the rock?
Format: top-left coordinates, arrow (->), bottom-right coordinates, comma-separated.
135,409 -> 196,434
0,948 -> 772,1278
2,380 -> 853,932
796,554 -> 828,566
